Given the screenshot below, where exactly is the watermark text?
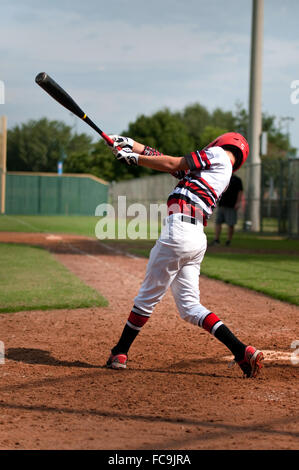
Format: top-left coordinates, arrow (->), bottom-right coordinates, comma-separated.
95,196 -> 203,240
290,80 -> 299,104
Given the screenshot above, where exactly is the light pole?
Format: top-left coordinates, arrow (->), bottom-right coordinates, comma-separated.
247,0 -> 264,231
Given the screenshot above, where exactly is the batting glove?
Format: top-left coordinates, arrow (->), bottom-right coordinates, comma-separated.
116,147 -> 139,166
108,135 -> 135,155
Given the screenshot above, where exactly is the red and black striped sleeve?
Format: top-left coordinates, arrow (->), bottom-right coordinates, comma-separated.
184,150 -> 211,171
142,146 -> 163,156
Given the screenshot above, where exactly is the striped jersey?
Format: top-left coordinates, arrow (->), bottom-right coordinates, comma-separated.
167,147 -> 233,225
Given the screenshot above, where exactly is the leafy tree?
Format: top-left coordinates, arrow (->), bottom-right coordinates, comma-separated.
200,126 -> 229,148
179,103 -> 211,148
125,108 -> 194,154
232,102 -> 294,159
233,101 -> 249,136
210,108 -> 236,132
82,140 -> 135,182
8,104 -> 295,183
7,118 -> 93,172
111,108 -> 195,180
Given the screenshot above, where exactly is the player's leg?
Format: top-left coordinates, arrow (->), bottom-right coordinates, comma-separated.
171,262 -> 247,359
106,238 -> 183,369
171,263 -> 263,377
107,213 -> 208,369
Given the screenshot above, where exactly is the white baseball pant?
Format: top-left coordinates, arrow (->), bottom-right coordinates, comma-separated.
134,213 -> 211,326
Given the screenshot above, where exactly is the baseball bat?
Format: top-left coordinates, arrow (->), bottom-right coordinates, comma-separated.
35,72 -> 115,147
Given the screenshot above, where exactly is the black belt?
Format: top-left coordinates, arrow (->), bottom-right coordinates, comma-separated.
180,215 -> 199,225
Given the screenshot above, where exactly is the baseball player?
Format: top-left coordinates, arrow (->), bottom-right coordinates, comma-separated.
105,133 -> 264,378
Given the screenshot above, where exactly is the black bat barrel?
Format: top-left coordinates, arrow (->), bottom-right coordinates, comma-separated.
35,72 -> 85,120
35,72 -> 114,145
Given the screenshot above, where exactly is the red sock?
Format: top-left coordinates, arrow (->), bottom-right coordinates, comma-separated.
112,305 -> 150,355
201,312 -> 246,360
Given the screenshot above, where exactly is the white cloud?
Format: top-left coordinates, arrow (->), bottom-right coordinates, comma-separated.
264,37 -> 299,71
1,16 -> 249,68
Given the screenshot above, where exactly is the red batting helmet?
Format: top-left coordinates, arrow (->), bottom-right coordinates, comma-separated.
204,132 -> 249,171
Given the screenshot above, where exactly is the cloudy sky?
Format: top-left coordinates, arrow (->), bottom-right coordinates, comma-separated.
1,0 -> 299,151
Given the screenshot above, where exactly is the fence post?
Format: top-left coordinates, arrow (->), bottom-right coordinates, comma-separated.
260,162 -> 264,233
0,116 -> 7,214
38,175 -> 41,214
278,159 -> 287,234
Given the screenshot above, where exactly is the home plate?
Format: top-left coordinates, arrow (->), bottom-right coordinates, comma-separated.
46,235 -> 62,241
224,350 -> 292,363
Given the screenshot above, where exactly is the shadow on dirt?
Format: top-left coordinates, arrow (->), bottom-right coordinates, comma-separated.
6,347 -> 98,368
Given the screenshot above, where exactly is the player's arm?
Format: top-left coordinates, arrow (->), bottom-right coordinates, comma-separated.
137,146 -> 211,173
137,154 -> 188,172
132,141 -> 189,173
117,147 -> 189,172
108,135 -> 188,172
108,135 -> 203,172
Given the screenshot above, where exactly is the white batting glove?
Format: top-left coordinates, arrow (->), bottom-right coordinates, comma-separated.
115,147 -> 139,166
108,135 -> 134,155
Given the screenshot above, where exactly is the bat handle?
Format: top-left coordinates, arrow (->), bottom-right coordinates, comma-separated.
81,115 -> 121,151
101,132 -> 122,151
101,132 -> 114,146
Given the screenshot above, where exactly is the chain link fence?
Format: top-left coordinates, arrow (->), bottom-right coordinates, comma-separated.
258,159 -> 298,236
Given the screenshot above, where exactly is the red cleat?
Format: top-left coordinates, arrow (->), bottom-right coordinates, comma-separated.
236,345 -> 264,378
106,353 -> 128,369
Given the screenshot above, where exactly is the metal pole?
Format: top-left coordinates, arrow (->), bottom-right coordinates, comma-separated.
247,0 -> 264,231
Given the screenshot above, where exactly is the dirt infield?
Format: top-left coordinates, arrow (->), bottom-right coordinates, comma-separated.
0,231 -> 298,450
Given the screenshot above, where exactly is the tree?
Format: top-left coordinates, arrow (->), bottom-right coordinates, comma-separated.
125,108 -> 194,154
210,108 -> 236,132
233,101 -> 249,136
111,108 -> 195,180
8,105 -> 295,183
63,137 -> 132,182
200,126 -> 229,148
179,103 -> 211,148
7,118 -> 93,172
233,102 -> 294,158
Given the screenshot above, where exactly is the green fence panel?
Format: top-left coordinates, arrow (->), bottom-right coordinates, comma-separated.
5,173 -> 108,215
6,174 -> 39,214
39,176 -> 58,215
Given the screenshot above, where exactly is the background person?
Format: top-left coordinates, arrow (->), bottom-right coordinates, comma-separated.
211,174 -> 243,246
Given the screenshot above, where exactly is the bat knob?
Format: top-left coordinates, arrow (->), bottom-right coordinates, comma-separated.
35,72 -> 47,84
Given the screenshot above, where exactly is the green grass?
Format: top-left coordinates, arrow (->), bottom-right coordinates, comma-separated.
0,243 -> 108,313
1,215 -> 298,252
0,215 -> 99,238
204,226 -> 299,253
0,214 -> 161,241
201,252 -> 299,305
1,214 -> 298,306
